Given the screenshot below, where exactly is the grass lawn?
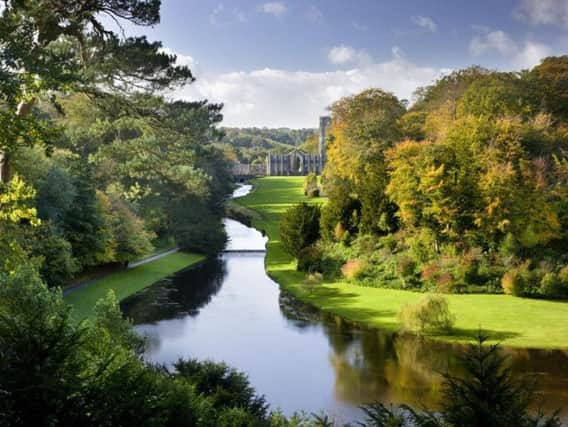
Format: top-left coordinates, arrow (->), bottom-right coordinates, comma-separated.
65,252 -> 204,320
236,176 -> 568,349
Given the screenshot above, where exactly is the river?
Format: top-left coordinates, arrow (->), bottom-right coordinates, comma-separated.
120,185 -> 568,423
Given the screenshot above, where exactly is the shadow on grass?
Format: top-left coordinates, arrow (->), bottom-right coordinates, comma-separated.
271,267 -> 399,327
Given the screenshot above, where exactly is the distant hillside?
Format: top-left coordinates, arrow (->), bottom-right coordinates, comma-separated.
218,127 -> 317,164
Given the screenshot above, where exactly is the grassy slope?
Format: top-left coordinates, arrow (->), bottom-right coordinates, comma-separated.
237,177 -> 568,349
66,252 -> 204,320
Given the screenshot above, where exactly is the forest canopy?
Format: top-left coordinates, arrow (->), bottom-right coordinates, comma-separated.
295,57 -> 568,299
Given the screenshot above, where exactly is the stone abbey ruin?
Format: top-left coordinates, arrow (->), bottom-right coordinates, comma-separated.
265,116 -> 331,176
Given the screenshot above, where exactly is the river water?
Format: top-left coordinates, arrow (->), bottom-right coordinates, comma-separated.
120,185 -> 568,423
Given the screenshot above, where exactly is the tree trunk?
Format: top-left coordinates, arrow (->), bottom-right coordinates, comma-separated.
0,152 -> 11,183
0,98 -> 36,183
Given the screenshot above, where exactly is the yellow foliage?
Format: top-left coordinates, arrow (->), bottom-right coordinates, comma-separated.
0,175 -> 39,226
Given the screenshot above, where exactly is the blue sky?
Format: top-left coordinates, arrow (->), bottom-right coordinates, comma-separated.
121,0 -> 568,128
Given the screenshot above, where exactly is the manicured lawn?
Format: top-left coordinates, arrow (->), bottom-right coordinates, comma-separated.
237,177 -> 568,349
65,252 -> 204,320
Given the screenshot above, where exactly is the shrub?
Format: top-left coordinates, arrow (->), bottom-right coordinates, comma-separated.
297,245 -> 323,272
303,172 -> 319,196
341,259 -> 369,281
540,272 -> 562,297
398,295 -> 455,334
396,255 -> 416,288
501,270 -> 526,296
280,202 -> 321,257
559,265 -> 568,285
420,262 -> 441,287
501,262 -> 531,297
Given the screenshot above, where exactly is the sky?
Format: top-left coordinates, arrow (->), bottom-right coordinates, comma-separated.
119,0 -> 568,128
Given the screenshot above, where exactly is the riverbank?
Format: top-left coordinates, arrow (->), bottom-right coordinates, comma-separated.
236,177 -> 568,349
65,252 -> 205,320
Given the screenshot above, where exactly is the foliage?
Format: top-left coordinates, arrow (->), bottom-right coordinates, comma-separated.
280,203 -> 321,258
398,295 -> 454,334
28,223 -> 78,287
174,359 -> 268,418
303,173 -> 319,197
341,259 -> 369,282
0,0 -> 192,183
1,264 -> 327,426
314,59 -> 568,300
99,191 -> 154,263
297,245 -> 323,272
501,262 -> 532,297
0,175 -> 39,224
324,89 -> 405,234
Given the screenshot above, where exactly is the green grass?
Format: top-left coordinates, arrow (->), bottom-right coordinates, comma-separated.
65,252 -> 204,320
237,177 -> 568,349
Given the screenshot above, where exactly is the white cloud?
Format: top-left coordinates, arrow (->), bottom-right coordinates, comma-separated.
515,0 -> 568,29
513,41 -> 553,68
167,49 -> 442,128
470,30 -> 517,56
209,3 -> 247,25
306,5 -> 323,23
328,44 -> 372,66
412,15 -> 437,32
257,2 -> 287,17
469,28 -> 552,69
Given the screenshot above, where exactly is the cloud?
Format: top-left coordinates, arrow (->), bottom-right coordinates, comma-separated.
209,3 -> 247,25
470,30 -> 517,56
514,0 -> 568,29
328,44 -> 372,66
514,41 -> 553,68
306,5 -> 323,23
257,2 -> 287,17
469,28 -> 552,69
167,49 -> 442,128
411,15 -> 437,32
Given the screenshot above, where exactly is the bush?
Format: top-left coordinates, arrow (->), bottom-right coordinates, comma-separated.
396,255 -> 416,288
280,202 -> 321,258
303,173 -> 319,197
341,259 -> 369,281
398,295 -> 455,334
29,223 -> 78,287
559,265 -> 568,285
297,245 -> 323,272
501,262 -> 531,297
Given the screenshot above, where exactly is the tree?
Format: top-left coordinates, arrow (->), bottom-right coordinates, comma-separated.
99,192 -> 154,264
325,89 -> 405,234
280,203 -> 321,258
0,0 -> 193,182
532,56 -> 568,121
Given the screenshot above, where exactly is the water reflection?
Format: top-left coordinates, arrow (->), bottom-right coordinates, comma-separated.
121,258 -> 226,323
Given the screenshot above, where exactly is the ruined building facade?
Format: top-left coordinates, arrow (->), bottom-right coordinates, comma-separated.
266,116 -> 331,176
